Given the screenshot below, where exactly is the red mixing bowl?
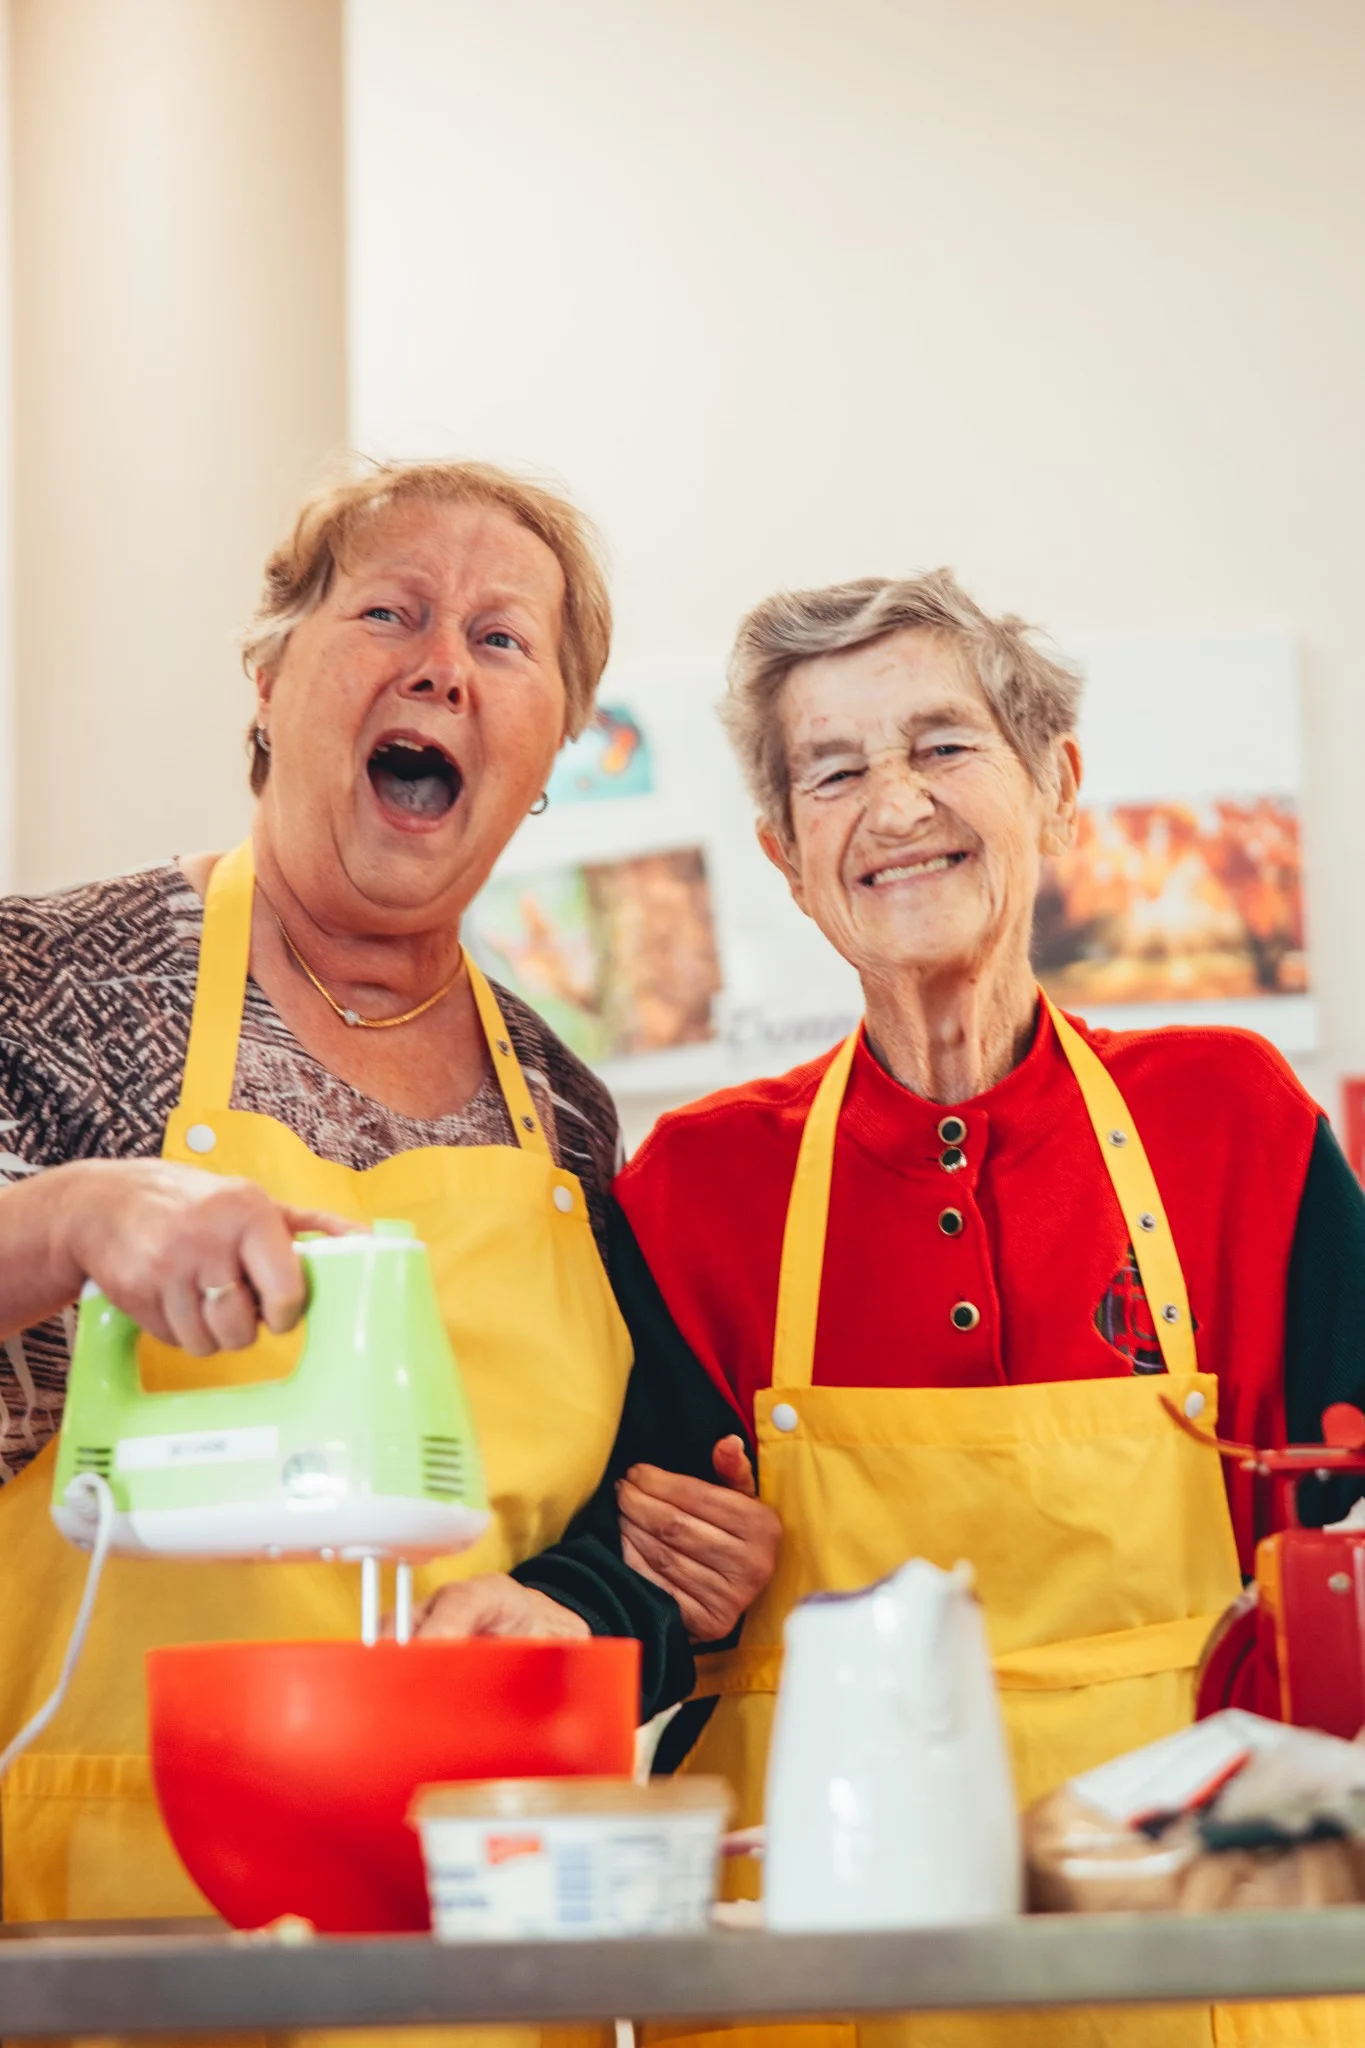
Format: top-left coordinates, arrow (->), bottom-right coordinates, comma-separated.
147,1636 -> 640,1933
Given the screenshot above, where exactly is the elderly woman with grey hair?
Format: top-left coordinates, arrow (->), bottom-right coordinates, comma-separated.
612,569 -> 1365,2048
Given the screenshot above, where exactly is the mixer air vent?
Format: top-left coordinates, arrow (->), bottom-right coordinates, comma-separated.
74,1445 -> 113,1478
422,1435 -> 464,1500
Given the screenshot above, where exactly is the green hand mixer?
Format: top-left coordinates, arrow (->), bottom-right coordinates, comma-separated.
49,1219 -> 489,1645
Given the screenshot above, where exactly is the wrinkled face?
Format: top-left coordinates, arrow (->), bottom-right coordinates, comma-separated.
763,629 -> 1079,984
255,500 -> 568,926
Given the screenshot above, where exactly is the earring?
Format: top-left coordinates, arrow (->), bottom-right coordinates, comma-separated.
255,726 -> 272,755
529,791 -> 548,815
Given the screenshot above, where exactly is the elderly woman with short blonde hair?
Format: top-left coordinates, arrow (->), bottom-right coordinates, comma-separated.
618,568 -> 1365,2048
0,458 -> 777,1947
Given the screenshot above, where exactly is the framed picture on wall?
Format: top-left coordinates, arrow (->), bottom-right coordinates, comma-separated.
1047,631 -> 1314,1051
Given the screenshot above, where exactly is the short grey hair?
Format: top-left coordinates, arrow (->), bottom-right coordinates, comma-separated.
721,568 -> 1083,836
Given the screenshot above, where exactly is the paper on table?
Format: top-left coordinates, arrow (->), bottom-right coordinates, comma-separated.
1070,1711 -> 1365,1829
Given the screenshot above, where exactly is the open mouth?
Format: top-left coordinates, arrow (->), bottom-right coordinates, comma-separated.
861,851 -> 970,887
366,735 -> 463,821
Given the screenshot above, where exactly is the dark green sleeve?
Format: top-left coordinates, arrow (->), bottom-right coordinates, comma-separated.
1284,1115 -> 1365,1526
511,1196 -> 753,1722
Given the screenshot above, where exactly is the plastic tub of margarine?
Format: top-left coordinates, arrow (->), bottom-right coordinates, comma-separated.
411,1777 -> 733,1940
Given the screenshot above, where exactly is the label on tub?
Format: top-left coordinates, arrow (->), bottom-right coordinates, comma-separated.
115,1425 -> 280,1473
420,1812 -> 722,1941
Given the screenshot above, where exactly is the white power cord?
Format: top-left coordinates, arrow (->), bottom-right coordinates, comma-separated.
0,1472 -> 116,1778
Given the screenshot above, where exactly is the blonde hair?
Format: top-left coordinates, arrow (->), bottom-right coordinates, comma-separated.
243,458 -> 612,791
722,568 -> 1082,836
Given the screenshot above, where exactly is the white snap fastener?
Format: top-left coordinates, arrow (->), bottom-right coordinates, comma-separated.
771,1402 -> 799,1434
185,1123 -> 216,1154
552,1186 -> 574,1214
1184,1391 -> 1206,1420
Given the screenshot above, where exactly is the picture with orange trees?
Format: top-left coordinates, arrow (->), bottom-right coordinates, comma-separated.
1032,797 -> 1307,1005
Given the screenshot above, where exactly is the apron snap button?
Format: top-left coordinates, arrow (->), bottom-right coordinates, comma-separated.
939,1145 -> 966,1173
1107,1129 -> 1128,1148
938,1207 -> 965,1237
552,1186 -> 574,1214
950,1301 -> 981,1332
1162,1304 -> 1181,1324
1184,1390 -> 1206,1420
937,1115 -> 967,1146
185,1123 -> 217,1154
771,1402 -> 800,1433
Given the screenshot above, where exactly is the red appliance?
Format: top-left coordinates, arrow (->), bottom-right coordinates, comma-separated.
1193,1401 -> 1365,1741
1341,1080 -> 1365,1187
147,1636 -> 639,1933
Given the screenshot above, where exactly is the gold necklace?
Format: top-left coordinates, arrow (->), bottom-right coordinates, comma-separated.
274,916 -> 463,1030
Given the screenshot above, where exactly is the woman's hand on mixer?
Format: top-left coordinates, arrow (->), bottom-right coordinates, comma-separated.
400,1575 -> 592,1640
616,1435 -> 782,1643
40,1158 -> 351,1354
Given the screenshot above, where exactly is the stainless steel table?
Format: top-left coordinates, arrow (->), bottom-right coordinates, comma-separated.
4,1913 -> 1365,2036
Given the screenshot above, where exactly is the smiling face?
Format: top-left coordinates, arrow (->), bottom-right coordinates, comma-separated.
762,629 -> 1080,987
254,498 -> 568,930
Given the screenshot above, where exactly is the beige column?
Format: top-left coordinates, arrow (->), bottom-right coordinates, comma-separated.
0,2 -> 14,890
10,0 -> 346,892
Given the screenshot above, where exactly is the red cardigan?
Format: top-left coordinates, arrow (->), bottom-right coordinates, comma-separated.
614,1006 -> 1321,1572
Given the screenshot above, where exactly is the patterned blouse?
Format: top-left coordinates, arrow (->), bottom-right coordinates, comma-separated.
0,863 -> 620,1482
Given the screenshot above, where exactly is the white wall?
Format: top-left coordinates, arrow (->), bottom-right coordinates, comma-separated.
347,0 -> 1365,1138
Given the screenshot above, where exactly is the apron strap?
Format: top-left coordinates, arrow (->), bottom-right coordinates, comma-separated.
1043,995 -> 1195,1377
466,959 -> 553,1160
179,840 -> 553,1161
179,840 -> 255,1111
772,1031 -> 859,1391
771,997 -> 1196,1393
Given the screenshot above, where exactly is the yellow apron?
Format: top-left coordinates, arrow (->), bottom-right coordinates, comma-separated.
0,839 -> 630,2048
654,1001 -> 1351,2048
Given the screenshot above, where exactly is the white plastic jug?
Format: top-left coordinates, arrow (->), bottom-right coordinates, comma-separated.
764,1557 -> 1022,1930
